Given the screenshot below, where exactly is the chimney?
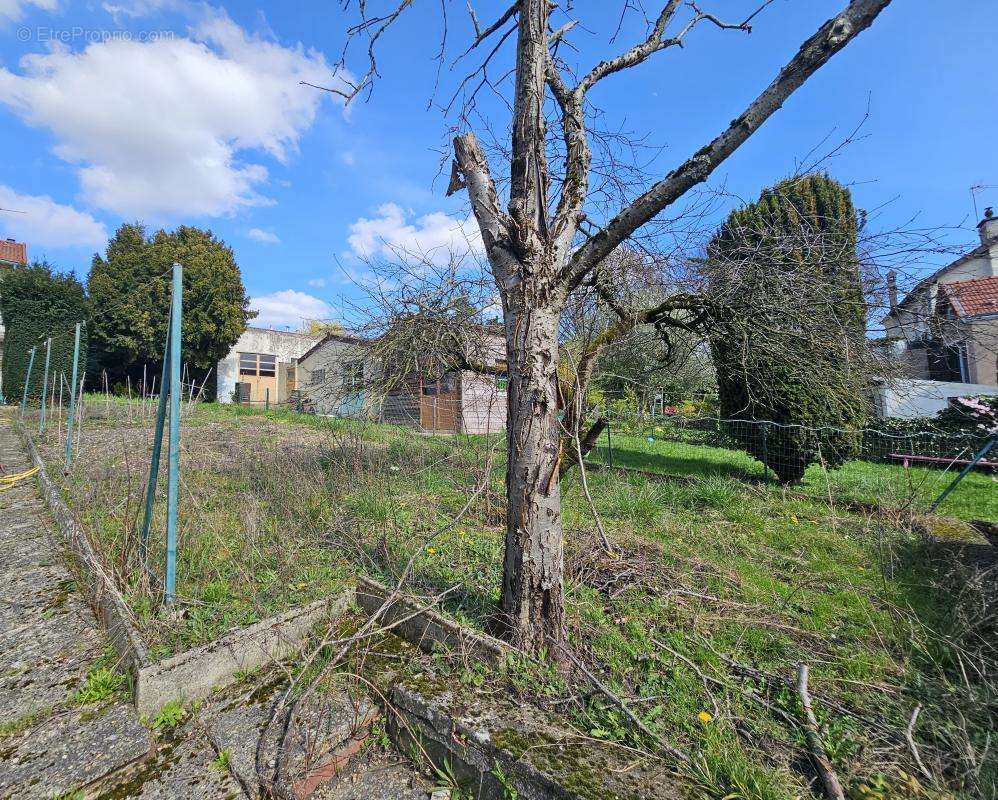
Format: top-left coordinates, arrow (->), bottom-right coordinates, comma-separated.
886,270 -> 898,310
979,206 -> 998,245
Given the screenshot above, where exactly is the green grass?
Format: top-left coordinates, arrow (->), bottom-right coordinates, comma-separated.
590,432 -> 996,522
24,398 -> 995,799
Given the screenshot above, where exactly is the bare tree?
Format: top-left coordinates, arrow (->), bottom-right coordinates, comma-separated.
329,0 -> 894,654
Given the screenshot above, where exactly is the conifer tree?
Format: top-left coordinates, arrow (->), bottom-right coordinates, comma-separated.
707,174 -> 869,483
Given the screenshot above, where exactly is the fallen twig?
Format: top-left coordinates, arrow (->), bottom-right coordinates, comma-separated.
554,640 -> 690,764
905,704 -> 933,782
796,663 -> 845,800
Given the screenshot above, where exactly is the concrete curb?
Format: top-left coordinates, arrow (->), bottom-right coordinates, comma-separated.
388,686 -> 580,800
136,589 -> 354,715
17,419 -> 354,716
355,576 -> 513,663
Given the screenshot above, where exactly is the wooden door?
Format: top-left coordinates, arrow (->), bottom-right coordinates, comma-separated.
420,372 -> 460,432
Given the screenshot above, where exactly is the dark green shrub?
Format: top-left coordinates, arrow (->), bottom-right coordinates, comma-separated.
1,262 -> 88,404
706,174 -> 870,483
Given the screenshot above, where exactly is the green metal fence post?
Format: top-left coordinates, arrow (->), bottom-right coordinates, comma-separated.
38,338 -> 52,434
265,387 -> 270,411
165,262 -> 183,604
21,346 -> 36,416
140,300 -> 173,564
64,323 -> 82,470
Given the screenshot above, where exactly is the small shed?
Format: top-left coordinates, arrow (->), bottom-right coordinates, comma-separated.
297,332 -> 374,417
382,333 -> 508,434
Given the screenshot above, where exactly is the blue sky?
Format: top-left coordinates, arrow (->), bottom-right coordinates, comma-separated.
0,0 -> 995,328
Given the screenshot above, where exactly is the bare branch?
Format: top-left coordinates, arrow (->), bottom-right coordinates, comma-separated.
564,0 -> 894,288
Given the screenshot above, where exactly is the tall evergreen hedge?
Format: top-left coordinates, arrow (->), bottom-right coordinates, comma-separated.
1,262 -> 88,404
707,174 -> 869,483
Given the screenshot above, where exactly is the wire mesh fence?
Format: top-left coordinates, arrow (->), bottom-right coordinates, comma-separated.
586,409 -> 996,522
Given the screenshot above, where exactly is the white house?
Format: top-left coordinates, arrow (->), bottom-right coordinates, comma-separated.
216,327 -> 322,406
874,210 -> 998,417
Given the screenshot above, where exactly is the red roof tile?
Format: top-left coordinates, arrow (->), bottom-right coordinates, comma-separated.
940,275 -> 998,318
0,239 -> 27,265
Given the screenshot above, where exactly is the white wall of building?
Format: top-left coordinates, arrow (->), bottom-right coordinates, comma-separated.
871,378 -> 998,419
217,327 -> 321,403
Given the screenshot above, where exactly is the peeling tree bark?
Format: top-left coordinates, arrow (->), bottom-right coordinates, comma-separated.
500,299 -> 565,651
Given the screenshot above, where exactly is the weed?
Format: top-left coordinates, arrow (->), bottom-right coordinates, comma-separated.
211,750 -> 232,771
492,760 -> 519,800
151,699 -> 185,731
73,667 -> 124,706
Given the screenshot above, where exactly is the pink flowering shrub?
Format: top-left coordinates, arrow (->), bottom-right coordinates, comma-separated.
941,395 -> 998,436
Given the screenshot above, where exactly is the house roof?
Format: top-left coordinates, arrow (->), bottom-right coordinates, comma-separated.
939,275 -> 998,319
0,239 -> 27,265
885,245 -> 990,321
297,331 -> 369,363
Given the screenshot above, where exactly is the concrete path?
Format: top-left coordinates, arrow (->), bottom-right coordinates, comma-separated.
0,418 -> 240,799
0,419 -> 435,799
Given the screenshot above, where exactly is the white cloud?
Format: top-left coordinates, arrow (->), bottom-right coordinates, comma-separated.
247,227 -> 279,244
0,10 -> 346,218
306,277 -> 326,288
346,203 -> 482,263
0,0 -> 57,24
0,185 -> 107,249
101,0 -> 176,20
249,289 -> 331,329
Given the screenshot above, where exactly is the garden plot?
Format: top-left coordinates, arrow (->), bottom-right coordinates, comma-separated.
22,398 -> 998,800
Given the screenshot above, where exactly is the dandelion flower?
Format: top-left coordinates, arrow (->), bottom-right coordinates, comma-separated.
790,514 -> 799,525
697,711 -> 713,723
426,546 -> 437,554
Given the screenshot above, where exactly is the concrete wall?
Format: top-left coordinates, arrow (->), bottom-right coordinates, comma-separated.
871,378 -> 998,419
965,316 -> 998,385
217,327 -> 321,404
297,335 -> 374,417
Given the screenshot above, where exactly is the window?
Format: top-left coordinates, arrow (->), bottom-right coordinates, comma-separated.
239,352 -> 277,377
239,352 -> 258,376
342,361 -> 364,392
311,369 -> 326,386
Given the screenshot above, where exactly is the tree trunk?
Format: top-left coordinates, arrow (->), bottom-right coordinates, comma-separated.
499,300 -> 566,654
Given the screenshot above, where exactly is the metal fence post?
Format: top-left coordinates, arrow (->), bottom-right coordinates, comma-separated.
929,435 -> 997,513
38,338 -> 52,434
761,422 -> 770,482
165,262 -> 183,604
265,387 -> 270,411
606,409 -> 614,468
21,346 -> 36,416
64,323 -> 82,470
140,317 -> 171,565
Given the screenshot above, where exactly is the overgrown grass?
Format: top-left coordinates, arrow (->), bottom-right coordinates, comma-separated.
24,397 -> 996,799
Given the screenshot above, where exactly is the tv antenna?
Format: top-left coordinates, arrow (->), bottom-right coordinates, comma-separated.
970,184 -> 997,219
